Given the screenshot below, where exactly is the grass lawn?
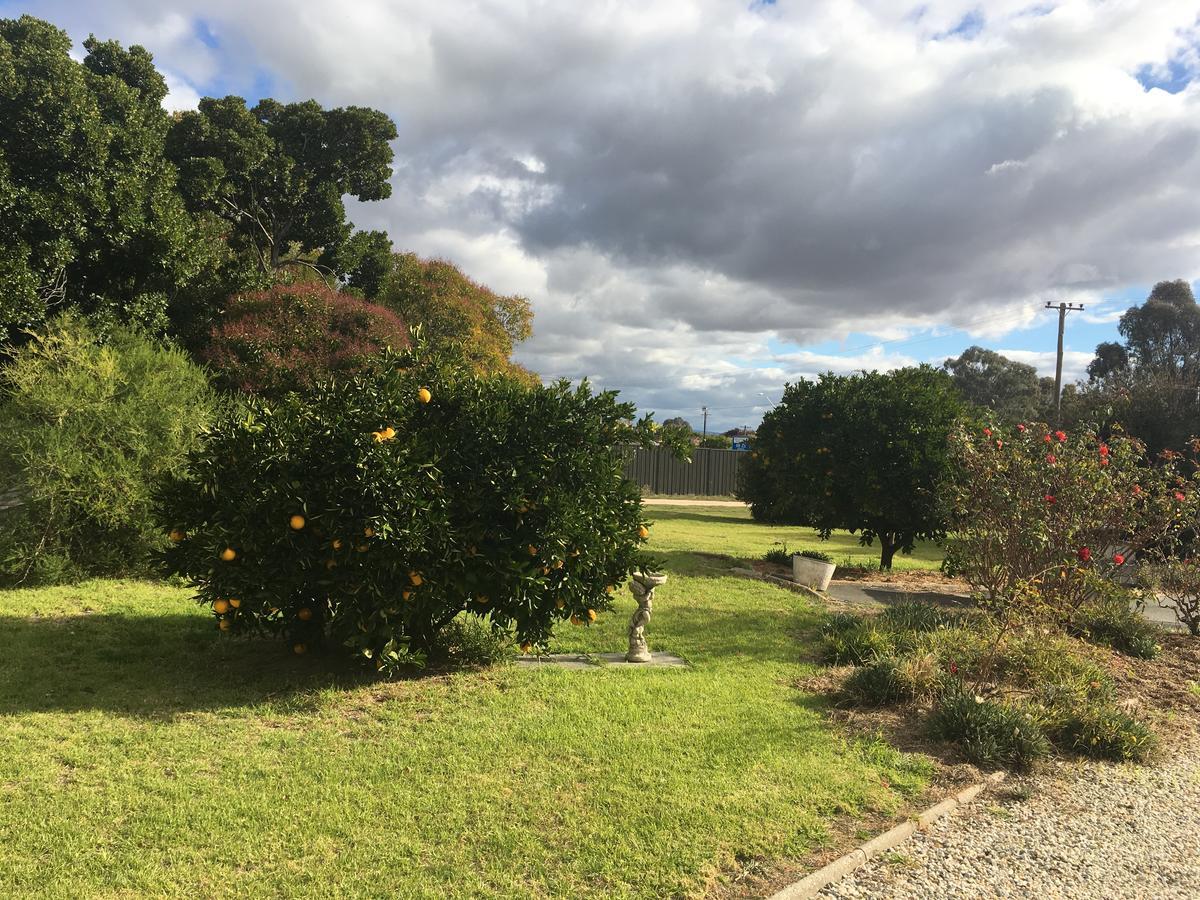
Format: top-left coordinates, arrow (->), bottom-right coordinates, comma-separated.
647,504 -> 945,571
0,508 -> 933,898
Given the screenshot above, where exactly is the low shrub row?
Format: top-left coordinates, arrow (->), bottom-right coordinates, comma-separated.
824,602 -> 1158,771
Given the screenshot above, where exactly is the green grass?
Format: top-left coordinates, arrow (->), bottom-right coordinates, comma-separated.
0,517 -> 933,898
646,505 -> 945,571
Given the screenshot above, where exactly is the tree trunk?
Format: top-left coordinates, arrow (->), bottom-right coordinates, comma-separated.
879,533 -> 897,571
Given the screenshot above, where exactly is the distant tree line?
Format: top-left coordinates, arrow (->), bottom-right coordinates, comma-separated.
0,14 -> 532,382
942,279 -> 1200,456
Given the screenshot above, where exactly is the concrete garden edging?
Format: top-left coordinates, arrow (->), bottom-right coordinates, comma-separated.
729,566 -> 823,601
765,771 -> 1007,900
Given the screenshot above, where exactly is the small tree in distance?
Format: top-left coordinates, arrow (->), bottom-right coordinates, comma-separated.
738,367 -> 963,569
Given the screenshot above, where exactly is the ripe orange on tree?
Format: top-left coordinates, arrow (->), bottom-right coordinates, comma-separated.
290,514 -> 306,530
417,387 -> 432,404
169,529 -> 186,542
297,607 -> 314,621
220,547 -> 237,562
213,598 -> 230,614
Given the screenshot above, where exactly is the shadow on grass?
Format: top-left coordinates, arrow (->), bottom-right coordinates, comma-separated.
0,611 -> 392,718
647,510 -> 754,526
653,549 -> 741,578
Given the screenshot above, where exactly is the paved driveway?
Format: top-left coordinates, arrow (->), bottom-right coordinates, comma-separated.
825,580 -> 1188,631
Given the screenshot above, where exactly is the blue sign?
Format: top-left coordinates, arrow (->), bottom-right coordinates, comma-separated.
731,437 -> 751,451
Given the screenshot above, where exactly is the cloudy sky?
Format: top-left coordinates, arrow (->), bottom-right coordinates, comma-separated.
14,0 -> 1200,430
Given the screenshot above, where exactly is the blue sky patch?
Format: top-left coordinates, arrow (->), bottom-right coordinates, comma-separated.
1137,56 -> 1195,94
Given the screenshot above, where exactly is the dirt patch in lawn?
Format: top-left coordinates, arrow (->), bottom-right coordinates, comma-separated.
832,568 -> 968,591
1103,632 -> 1200,742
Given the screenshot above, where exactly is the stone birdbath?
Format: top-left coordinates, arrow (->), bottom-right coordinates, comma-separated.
626,570 -> 668,662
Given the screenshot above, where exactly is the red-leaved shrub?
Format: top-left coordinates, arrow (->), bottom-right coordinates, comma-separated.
203,284 -> 408,396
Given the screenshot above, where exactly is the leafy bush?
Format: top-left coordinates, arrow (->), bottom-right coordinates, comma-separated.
880,601 -> 959,633
159,347 -> 668,671
763,544 -> 792,565
798,549 -> 832,563
821,617 -> 895,665
929,685 -> 1051,771
432,616 -> 514,668
946,422 -> 1195,625
739,367 -> 964,569
378,252 -> 534,382
1052,703 -> 1156,762
1141,554 -> 1200,636
846,652 -> 941,706
1068,598 -> 1160,659
1003,634 -> 1116,705
0,315 -> 213,582
845,656 -> 911,705
201,284 -> 409,397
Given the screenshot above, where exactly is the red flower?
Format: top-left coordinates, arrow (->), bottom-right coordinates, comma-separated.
949,661 -> 959,675
1046,453 -> 1057,464
1078,547 -> 1091,562
1054,430 -> 1067,442
1045,494 -> 1056,504
1176,491 -> 1187,502
996,440 -> 1003,449
983,427 -> 992,438
1099,458 -> 1109,467
1098,443 -> 1109,457
1113,553 -> 1126,566
1043,434 -> 1053,443
1133,485 -> 1142,495
1017,423 -> 1027,433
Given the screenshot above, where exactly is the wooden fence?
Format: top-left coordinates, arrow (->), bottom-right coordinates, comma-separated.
621,446 -> 745,496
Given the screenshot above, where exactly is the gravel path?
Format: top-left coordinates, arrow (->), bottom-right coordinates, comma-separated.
821,743 -> 1200,899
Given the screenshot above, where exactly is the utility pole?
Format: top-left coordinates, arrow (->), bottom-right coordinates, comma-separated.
1045,301 -> 1085,423
701,406 -> 708,439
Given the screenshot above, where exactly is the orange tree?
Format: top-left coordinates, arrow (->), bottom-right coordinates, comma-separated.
945,422 -> 1197,623
157,348 -> 672,669
738,367 -> 963,569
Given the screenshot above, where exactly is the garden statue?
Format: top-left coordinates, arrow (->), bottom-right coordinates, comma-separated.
626,570 -> 668,662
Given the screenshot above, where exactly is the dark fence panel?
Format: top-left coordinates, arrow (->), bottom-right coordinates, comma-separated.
622,446 -> 744,496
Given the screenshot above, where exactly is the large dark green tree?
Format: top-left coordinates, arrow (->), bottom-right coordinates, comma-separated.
321,229 -> 393,299
943,345 -> 1044,422
738,367 -> 964,568
165,96 -> 397,280
0,16 -> 205,333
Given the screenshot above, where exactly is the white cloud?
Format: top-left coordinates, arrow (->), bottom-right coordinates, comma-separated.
997,348 -> 1095,382
28,0 -> 1200,427
161,71 -> 201,111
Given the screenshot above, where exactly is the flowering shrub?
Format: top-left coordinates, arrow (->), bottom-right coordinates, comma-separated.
202,284 -> 409,397
945,422 -> 1197,626
158,347 -> 670,670
1142,556 -> 1200,636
